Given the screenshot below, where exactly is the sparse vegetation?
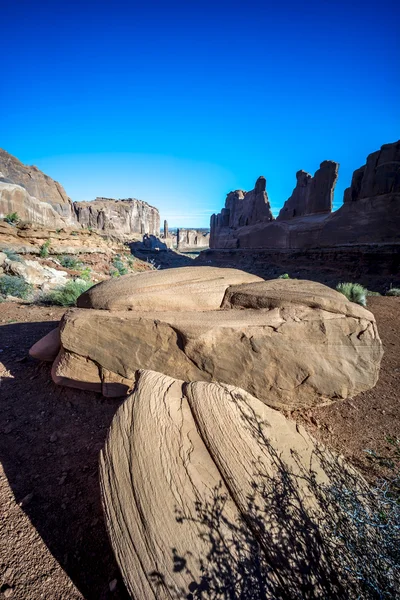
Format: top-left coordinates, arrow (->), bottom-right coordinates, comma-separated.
111,255 -> 128,276
4,212 -> 20,225
2,248 -> 23,262
336,282 -> 367,306
366,290 -> 381,297
386,288 -> 400,297
0,275 -> 33,299
39,239 -> 51,258
278,273 -> 290,279
58,255 -> 80,269
79,266 -> 92,281
45,279 -> 93,306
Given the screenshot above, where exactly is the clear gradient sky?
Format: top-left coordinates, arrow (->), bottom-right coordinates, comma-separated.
2,0 -> 399,227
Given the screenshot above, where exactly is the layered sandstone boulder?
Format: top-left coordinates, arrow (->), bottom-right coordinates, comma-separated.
30,269 -> 383,409
0,149 -> 76,225
74,197 -> 160,238
100,370 -> 370,599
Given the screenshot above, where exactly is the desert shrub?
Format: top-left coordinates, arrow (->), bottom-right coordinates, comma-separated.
336,282 -> 367,306
45,279 -> 93,306
79,266 -> 92,281
111,256 -> 128,276
278,273 -> 290,279
39,239 -> 51,258
0,275 -> 33,299
58,255 -> 80,269
386,288 -> 400,297
4,212 -> 19,225
366,290 -> 381,297
2,248 -> 23,262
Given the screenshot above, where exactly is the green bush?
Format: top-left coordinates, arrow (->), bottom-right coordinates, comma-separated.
336,282 -> 367,306
4,212 -> 19,225
79,266 -> 92,281
111,257 -> 128,276
278,273 -> 290,279
366,290 -> 381,297
386,288 -> 400,297
0,275 -> 33,299
58,255 -> 80,269
39,239 -> 51,258
45,280 -> 93,306
2,248 -> 23,262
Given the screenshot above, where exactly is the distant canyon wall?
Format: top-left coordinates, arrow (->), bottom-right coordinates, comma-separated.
210,141 -> 400,250
74,198 -> 160,238
0,149 -> 160,238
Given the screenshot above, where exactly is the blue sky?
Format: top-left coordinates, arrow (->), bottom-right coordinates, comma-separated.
2,0 -> 399,227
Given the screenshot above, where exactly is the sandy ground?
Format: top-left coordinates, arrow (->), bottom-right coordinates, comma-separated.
0,296 -> 399,599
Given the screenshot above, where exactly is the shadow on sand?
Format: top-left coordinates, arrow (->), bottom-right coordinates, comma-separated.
0,320 -> 130,599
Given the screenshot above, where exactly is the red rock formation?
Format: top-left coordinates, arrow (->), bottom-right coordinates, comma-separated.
210,141 -> 400,250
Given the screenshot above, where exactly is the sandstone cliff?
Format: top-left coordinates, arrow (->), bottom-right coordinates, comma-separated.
0,149 -> 76,225
0,150 -> 161,239
74,197 -> 160,238
277,160 -> 338,220
210,141 -> 400,250
176,228 -> 210,250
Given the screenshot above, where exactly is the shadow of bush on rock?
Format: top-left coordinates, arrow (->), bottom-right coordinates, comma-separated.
149,397 -> 399,600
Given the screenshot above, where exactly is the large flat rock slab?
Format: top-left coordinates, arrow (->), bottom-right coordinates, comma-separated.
76,266 -> 263,311
100,370 -> 369,599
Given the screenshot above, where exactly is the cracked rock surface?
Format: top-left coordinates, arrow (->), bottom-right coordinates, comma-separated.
99,370 -> 368,599
30,268 -> 383,410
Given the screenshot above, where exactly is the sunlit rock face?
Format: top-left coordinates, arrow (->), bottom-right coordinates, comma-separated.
74,197 -> 160,238
0,148 -> 76,225
99,369 -> 372,600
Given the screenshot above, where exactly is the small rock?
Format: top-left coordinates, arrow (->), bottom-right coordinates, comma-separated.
49,432 -> 58,443
4,567 -> 13,579
4,588 -> 14,598
109,579 -> 118,592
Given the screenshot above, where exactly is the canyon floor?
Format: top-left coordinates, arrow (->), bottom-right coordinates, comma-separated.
0,296 -> 399,600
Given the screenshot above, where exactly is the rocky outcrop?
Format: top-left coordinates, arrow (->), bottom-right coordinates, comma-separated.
210,176 -> 273,247
30,270 -> 383,410
0,181 -> 74,229
210,141 -> 400,250
277,161 -> 338,220
176,228 -> 210,250
74,197 -> 160,238
100,369 -> 372,599
0,149 -> 162,239
0,149 -> 76,225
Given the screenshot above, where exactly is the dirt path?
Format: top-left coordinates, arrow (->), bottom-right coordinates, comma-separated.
0,296 -> 399,599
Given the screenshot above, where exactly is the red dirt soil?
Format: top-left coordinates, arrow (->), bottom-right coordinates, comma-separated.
0,296 -> 399,599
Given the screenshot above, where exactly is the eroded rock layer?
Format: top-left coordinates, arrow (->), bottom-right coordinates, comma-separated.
30,269 -> 383,410
100,370 -> 370,599
74,197 -> 160,238
210,141 -> 400,250
0,149 -> 76,225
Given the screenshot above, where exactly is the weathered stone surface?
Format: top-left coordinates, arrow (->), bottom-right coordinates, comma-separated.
177,229 -> 210,250
0,149 -> 76,224
210,141 -> 400,250
0,181 -> 72,229
277,161 -> 338,220
210,177 -> 274,247
5,258 -> 68,289
45,276 -> 383,409
77,266 -> 262,311
74,197 -> 160,239
344,140 -> 400,202
29,328 -> 60,362
100,370 -> 368,599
